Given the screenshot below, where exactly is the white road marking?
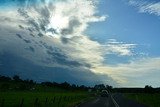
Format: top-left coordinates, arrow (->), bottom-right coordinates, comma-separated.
111,95 -> 119,107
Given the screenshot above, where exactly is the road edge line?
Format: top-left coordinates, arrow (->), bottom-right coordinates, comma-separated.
111,94 -> 119,107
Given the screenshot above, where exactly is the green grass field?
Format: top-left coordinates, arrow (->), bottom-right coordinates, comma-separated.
125,93 -> 160,107
0,91 -> 93,107
0,81 -> 95,107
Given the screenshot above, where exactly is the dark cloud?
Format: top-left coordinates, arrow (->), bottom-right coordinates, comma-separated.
18,9 -> 41,32
18,6 -> 50,38
16,33 -> 23,39
39,41 -> 53,50
25,46 -> 35,52
18,25 -> 25,29
0,52 -> 118,86
16,33 -> 31,44
61,18 -> 81,36
18,8 -> 29,19
0,0 -> 117,86
23,39 -> 31,43
60,18 -> 82,44
39,6 -> 50,18
27,28 -> 34,32
29,46 -> 35,52
28,19 -> 40,32
30,33 -> 35,37
61,37 -> 69,44
37,33 -> 44,37
46,28 -> 58,34
46,48 -> 82,67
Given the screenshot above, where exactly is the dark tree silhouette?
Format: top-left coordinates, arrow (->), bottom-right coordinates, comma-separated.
144,85 -> 154,93
13,75 -> 22,82
61,82 -> 71,89
41,82 -> 53,87
0,75 -> 11,81
106,85 -> 113,92
94,84 -> 105,90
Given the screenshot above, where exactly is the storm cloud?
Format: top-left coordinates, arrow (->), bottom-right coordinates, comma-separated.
0,0 -> 138,86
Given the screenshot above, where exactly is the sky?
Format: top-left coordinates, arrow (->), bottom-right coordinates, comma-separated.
0,0 -> 160,87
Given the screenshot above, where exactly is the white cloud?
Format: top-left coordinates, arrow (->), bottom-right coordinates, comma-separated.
0,0 -> 139,86
104,39 -> 136,56
0,0 -> 117,85
0,0 -> 135,68
139,2 -> 160,16
94,57 -> 160,87
128,0 -> 160,16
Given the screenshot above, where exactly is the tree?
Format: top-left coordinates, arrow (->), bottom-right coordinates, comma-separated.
29,80 -> 34,84
71,84 -> 77,89
94,84 -> 105,90
13,75 -> 22,82
61,82 -> 71,89
144,85 -> 154,93
41,82 -> 53,87
106,85 -> 113,92
0,75 -> 11,81
79,85 -> 88,90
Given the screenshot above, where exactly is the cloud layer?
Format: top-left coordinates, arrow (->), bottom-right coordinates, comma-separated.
105,39 -> 136,56
94,57 -> 160,87
129,0 -> 160,16
1,0 -> 160,87
0,0 -> 119,86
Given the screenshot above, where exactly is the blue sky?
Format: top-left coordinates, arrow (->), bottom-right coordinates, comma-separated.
87,0 -> 160,57
0,0 -> 160,87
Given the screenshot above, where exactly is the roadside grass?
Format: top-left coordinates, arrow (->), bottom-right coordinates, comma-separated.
0,91 -> 93,107
125,93 -> 160,107
0,78 -> 96,107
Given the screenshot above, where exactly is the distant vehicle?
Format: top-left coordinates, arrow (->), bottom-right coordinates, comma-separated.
101,90 -> 109,97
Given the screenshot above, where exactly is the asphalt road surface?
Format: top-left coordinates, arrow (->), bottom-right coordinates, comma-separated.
78,93 -> 148,107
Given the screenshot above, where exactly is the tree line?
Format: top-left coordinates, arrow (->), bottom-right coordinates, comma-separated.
0,75 -> 160,93
0,75 -> 112,91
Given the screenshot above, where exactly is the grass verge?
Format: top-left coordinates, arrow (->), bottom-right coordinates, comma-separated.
125,93 -> 160,107
0,91 -> 94,107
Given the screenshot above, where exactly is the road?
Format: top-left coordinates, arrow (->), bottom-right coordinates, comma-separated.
78,93 -> 148,107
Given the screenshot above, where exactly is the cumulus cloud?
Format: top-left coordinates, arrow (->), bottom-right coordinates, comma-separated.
0,0 -> 117,85
0,0 -> 104,66
128,0 -> 160,16
0,0 -> 140,86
